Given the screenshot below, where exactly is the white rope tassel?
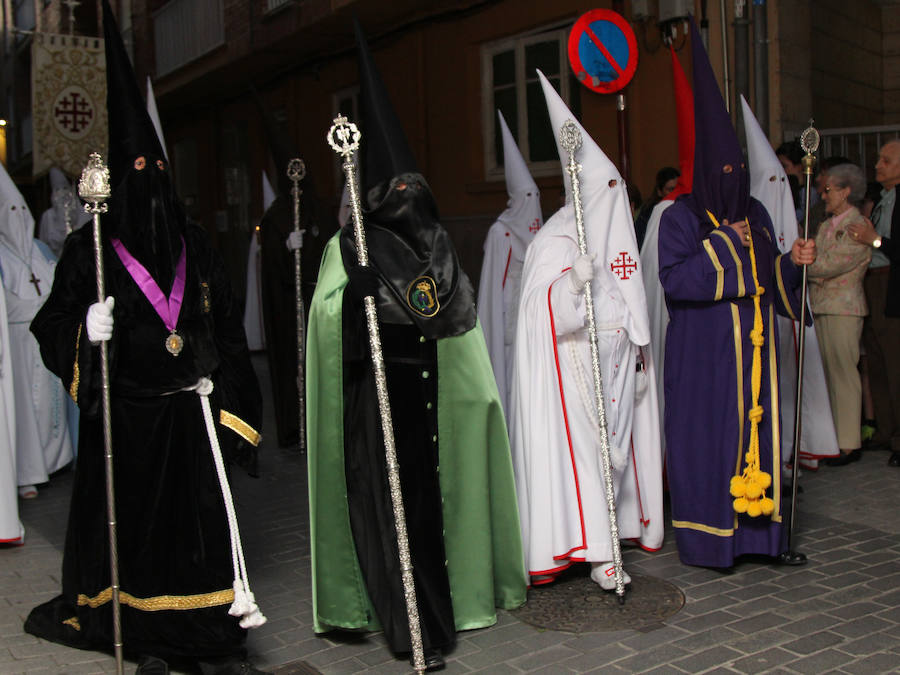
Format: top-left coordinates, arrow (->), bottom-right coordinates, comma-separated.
192,377 -> 267,629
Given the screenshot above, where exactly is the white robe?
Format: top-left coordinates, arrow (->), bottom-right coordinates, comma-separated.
0,241 -> 72,487
477,222 -> 530,418
639,200 -> 673,455
0,286 -> 22,543
37,203 -> 90,260
510,206 -> 663,577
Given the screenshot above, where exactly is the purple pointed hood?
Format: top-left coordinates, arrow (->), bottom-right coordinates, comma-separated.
683,18 -> 750,227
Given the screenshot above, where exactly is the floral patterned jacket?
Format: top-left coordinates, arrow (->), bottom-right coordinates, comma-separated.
808,206 -> 872,317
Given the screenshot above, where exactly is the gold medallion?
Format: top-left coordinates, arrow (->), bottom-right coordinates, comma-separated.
165,331 -> 184,356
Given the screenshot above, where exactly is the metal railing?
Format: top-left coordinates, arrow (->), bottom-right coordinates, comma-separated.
786,124 -> 900,174
154,0 -> 224,77
266,0 -> 293,11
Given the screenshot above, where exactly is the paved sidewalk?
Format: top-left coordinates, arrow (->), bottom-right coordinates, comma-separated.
3,354 -> 900,674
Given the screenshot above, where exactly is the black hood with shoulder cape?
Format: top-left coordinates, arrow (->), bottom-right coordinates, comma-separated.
340,20 -> 475,339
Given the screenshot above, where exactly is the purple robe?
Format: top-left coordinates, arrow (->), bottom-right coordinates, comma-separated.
659,198 -> 803,567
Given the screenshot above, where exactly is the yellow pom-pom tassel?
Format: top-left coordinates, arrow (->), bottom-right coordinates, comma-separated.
760,497 -> 775,516
746,500 -> 762,518
745,481 -> 763,500
757,472 -> 772,490
730,476 -> 746,498
733,497 -> 748,513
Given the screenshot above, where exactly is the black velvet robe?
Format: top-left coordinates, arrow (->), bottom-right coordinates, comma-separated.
335,175 -> 476,655
259,195 -> 334,447
24,223 -> 262,662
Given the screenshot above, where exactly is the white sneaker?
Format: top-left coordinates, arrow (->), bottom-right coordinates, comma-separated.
590,562 -> 631,590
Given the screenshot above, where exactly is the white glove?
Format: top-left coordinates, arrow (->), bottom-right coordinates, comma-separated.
568,253 -> 595,294
285,230 -> 306,251
86,296 -> 115,343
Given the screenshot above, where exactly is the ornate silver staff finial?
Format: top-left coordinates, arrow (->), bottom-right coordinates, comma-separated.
327,116 -> 361,159
559,119 -> 583,157
559,118 -> 628,604
800,119 -> 820,156
78,152 -> 110,214
287,158 -> 307,185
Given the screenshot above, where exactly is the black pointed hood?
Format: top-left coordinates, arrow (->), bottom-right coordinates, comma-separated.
103,0 -> 184,291
354,18 -> 419,201
103,0 -> 166,189
252,87 -> 302,198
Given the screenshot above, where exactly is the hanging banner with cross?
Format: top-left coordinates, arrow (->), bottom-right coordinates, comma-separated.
32,33 -> 108,178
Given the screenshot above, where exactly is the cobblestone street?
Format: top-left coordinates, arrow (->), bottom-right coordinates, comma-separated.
3,355 -> 900,674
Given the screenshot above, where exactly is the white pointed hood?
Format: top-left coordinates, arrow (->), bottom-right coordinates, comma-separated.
262,171 -> 276,213
49,167 -> 73,222
146,76 -> 169,161
741,95 -> 796,253
537,69 -> 650,346
497,110 -> 542,252
0,161 -> 37,261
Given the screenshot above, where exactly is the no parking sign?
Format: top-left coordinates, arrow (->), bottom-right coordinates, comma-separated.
568,9 -> 638,94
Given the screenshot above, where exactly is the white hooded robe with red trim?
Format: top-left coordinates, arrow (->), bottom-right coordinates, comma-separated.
509,71 -> 663,581
478,111 -> 542,419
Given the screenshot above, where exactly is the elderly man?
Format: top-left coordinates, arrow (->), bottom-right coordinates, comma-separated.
848,140 -> 900,466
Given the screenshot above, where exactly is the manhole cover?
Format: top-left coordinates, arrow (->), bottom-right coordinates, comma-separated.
510,568 -> 684,633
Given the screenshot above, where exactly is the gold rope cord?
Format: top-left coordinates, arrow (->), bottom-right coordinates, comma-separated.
705,212 -> 775,518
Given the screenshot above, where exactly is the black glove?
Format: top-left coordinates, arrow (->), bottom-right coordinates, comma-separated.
346,263 -> 381,302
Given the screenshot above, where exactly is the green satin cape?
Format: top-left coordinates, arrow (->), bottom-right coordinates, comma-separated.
307,235 -> 527,634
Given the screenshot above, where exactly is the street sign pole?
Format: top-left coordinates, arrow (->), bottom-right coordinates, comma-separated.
567,9 -> 638,180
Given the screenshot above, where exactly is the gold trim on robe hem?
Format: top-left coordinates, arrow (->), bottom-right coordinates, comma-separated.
774,254 -> 798,320
77,587 -> 234,612
702,239 -> 725,301
768,304 -> 782,523
219,410 -> 261,447
711,229 -> 746,297
62,616 -> 81,630
70,323 -> 83,403
672,520 -> 734,537
731,303 -> 745,531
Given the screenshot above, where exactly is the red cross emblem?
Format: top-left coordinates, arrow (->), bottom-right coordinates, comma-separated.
529,218 -> 540,234
610,251 -> 637,280
53,86 -> 94,139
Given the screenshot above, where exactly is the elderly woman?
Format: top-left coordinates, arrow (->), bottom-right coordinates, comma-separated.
809,163 -> 872,466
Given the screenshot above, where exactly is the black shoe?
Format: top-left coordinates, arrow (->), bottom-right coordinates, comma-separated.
136,656 -> 169,675
889,451 -> 900,467
824,449 -> 862,466
409,648 -> 445,672
197,657 -> 271,675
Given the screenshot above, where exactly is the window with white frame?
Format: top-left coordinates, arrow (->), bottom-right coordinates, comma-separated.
481,24 -> 580,180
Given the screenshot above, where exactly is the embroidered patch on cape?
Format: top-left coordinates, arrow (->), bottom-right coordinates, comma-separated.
406,276 -> 440,317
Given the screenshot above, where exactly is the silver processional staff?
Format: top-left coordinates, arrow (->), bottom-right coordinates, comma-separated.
326,115 -> 426,674
78,152 -> 125,675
